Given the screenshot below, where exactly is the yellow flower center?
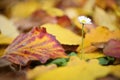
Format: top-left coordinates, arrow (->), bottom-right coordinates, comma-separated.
81,20 -> 86,23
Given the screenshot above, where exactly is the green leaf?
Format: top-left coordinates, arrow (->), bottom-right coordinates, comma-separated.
50,58 -> 67,66
98,56 -> 115,65
106,56 -> 115,61
98,57 -> 109,65
68,52 -> 77,56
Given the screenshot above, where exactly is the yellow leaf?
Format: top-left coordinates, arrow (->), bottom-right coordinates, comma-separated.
0,34 -> 13,56
41,23 -> 82,45
35,59 -> 110,80
77,26 -> 120,52
11,1 -> 41,18
0,34 -> 13,44
39,0 -> 58,10
27,64 -> 57,80
0,48 -> 6,57
82,52 -> 105,60
109,65 -> 120,78
64,8 -> 79,19
0,15 -> 19,38
45,8 -> 64,17
93,7 -> 118,31
83,0 -> 95,14
67,56 -> 86,66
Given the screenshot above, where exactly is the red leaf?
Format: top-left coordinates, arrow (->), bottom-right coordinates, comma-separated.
103,39 -> 120,58
56,15 -> 72,28
56,15 -> 82,35
2,27 -> 66,66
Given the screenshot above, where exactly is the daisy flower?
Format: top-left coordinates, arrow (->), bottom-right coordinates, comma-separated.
78,16 -> 92,24
77,16 -> 92,59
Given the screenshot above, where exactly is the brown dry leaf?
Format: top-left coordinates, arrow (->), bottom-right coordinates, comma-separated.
27,64 -> 57,80
77,26 -> 120,52
41,23 -> 82,45
93,7 -> 118,31
2,27 -> 66,66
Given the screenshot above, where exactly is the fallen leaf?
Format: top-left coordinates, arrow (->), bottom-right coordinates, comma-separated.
56,15 -> 82,35
0,45 -> 9,57
83,0 -> 95,14
15,9 -> 56,33
41,23 -> 82,45
93,7 -> 118,31
98,57 -> 115,65
2,27 -> 66,66
45,8 -> 64,17
0,15 -> 19,38
10,1 -> 41,18
56,15 -> 72,28
103,39 -> 120,58
77,26 -> 120,52
64,8 -> 79,19
109,65 -> 120,78
0,34 -> 13,44
27,64 -> 57,80
83,52 -> 105,60
56,0 -> 86,9
35,59 -> 110,80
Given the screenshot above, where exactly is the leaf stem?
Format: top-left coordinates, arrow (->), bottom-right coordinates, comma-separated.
80,23 -> 84,59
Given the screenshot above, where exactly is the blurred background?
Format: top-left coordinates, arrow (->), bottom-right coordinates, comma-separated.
0,0 -> 120,32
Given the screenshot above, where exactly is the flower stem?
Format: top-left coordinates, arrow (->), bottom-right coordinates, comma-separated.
80,23 -> 84,59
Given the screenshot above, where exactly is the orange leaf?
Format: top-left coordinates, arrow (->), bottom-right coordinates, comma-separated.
2,27 -> 66,66
77,26 -> 120,52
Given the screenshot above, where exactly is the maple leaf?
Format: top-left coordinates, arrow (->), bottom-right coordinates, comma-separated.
103,39 -> 120,58
2,27 -> 66,66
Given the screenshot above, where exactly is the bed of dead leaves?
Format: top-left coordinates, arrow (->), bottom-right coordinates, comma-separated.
0,0 -> 120,80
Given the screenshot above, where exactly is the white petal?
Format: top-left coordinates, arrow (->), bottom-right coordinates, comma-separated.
78,16 -> 92,24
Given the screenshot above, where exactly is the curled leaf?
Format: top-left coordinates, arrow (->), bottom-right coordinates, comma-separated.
2,27 -> 66,66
